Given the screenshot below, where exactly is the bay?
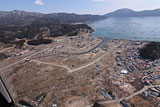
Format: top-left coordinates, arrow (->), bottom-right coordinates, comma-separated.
89,17 -> 160,41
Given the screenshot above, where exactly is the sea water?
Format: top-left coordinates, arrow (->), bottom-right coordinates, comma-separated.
89,17 -> 160,41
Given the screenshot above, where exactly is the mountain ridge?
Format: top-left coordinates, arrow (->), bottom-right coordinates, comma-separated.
0,10 -> 106,26
1,8 -> 160,26
105,8 -> 160,17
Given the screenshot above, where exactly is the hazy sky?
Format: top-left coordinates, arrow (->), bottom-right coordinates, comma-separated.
0,0 -> 160,15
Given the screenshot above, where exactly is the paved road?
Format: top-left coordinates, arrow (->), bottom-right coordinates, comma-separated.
0,39 -> 109,74
28,42 -> 115,73
72,38 -> 108,55
1,38 -> 159,107
70,44 -> 116,73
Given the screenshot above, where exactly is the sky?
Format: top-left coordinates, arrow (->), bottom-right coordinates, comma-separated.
0,0 -> 160,15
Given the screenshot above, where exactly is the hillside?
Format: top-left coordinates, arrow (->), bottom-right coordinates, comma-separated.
0,10 -> 102,45
0,24 -> 93,44
105,8 -> 160,17
139,42 -> 160,61
0,10 -> 106,26
1,8 -> 160,25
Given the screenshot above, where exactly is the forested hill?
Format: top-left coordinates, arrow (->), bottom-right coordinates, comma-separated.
0,10 -> 106,26
0,24 -> 94,44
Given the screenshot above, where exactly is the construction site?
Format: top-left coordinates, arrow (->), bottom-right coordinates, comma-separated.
0,33 -> 160,107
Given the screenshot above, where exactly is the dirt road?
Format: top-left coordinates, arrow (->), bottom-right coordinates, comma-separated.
70,53 -> 107,73
99,84 -> 160,104
0,46 -> 14,53
0,45 -> 53,73
30,60 -> 71,71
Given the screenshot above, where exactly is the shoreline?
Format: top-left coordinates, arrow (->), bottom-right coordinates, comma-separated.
91,34 -> 159,43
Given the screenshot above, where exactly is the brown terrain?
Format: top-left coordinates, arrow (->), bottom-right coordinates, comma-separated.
0,33 -> 160,107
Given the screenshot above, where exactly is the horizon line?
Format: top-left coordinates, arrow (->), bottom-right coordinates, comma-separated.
0,8 -> 160,15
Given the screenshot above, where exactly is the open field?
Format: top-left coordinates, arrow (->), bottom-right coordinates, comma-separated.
0,34 -> 160,107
